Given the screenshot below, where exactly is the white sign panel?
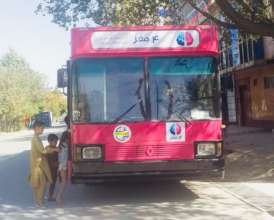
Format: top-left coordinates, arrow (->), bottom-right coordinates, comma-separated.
166,122 -> 186,142
91,30 -> 200,49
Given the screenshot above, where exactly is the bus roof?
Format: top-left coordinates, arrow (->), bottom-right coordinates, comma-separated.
71,25 -> 219,59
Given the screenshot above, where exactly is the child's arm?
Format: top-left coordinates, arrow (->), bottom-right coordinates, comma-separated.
32,137 -> 58,154
45,146 -> 58,154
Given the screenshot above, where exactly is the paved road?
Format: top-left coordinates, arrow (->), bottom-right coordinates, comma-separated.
0,128 -> 273,220
0,125 -> 66,156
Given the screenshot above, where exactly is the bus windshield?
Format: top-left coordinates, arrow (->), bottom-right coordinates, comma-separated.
72,57 -> 219,123
149,57 -> 219,121
72,58 -> 146,123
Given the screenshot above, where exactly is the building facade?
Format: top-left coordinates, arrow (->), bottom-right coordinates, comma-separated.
183,0 -> 274,128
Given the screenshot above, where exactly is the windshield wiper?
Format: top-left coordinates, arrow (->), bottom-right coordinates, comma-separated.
112,99 -> 142,123
112,79 -> 145,123
173,111 -> 192,124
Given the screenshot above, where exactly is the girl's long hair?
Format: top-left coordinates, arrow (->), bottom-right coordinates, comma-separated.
59,131 -> 69,148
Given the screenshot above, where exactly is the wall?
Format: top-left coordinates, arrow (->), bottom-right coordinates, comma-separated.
235,63 -> 274,127
263,37 -> 274,60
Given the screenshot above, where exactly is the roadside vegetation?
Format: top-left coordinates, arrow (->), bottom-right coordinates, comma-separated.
37,0 -> 274,37
0,50 -> 66,132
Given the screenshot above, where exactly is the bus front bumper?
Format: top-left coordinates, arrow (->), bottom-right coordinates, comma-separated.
71,158 -> 224,183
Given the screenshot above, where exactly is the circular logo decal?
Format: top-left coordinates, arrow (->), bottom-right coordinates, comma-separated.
113,125 -> 131,143
176,32 -> 194,46
170,123 -> 182,135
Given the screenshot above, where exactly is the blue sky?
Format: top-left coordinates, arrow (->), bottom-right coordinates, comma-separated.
0,0 -> 72,88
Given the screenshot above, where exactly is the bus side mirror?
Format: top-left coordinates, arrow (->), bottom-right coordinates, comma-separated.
57,68 -> 68,88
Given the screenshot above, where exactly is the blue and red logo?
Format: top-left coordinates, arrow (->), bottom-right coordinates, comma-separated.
166,122 -> 185,142
169,123 -> 182,135
176,32 -> 194,46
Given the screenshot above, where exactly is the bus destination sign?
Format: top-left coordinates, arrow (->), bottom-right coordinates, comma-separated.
91,30 -> 200,49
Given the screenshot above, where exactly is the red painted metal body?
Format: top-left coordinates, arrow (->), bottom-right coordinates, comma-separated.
68,25 -> 223,182
72,120 -> 222,162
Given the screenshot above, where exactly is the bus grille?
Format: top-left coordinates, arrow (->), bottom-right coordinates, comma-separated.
106,145 -> 190,161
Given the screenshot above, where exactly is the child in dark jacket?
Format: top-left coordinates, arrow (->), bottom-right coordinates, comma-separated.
45,134 -> 59,201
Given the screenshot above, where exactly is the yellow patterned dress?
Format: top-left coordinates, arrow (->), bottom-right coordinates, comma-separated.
29,134 -> 54,205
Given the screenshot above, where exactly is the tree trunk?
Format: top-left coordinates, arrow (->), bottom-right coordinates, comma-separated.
215,0 -> 274,37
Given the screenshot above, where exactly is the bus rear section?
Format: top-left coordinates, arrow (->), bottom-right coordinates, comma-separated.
66,25 -> 224,183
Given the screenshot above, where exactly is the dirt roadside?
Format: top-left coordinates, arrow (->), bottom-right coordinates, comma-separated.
224,125 -> 274,182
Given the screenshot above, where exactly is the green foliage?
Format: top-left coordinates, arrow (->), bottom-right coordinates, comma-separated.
36,0 -> 184,27
111,0 -> 184,25
42,90 -> 67,120
37,0 -> 274,37
0,50 -> 68,132
0,50 -> 46,132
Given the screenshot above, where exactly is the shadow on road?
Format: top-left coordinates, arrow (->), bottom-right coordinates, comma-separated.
0,151 -> 266,220
0,151 -> 32,207
65,181 -> 198,208
0,150 -> 198,209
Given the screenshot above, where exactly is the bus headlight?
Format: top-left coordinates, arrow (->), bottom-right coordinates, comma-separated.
196,142 -> 223,158
82,146 -> 102,160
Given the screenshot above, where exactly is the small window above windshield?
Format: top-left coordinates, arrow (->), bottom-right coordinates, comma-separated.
149,57 -> 214,76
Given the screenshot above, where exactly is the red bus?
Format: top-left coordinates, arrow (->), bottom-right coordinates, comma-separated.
59,25 -> 224,183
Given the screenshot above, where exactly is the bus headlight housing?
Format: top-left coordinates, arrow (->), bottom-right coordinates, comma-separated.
196,142 -> 223,158
82,146 -> 102,160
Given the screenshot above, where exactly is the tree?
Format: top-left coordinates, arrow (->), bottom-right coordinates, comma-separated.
37,0 -> 274,37
42,90 -> 67,120
0,50 -> 45,131
36,0 -> 184,27
0,50 -> 69,132
186,0 -> 274,37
